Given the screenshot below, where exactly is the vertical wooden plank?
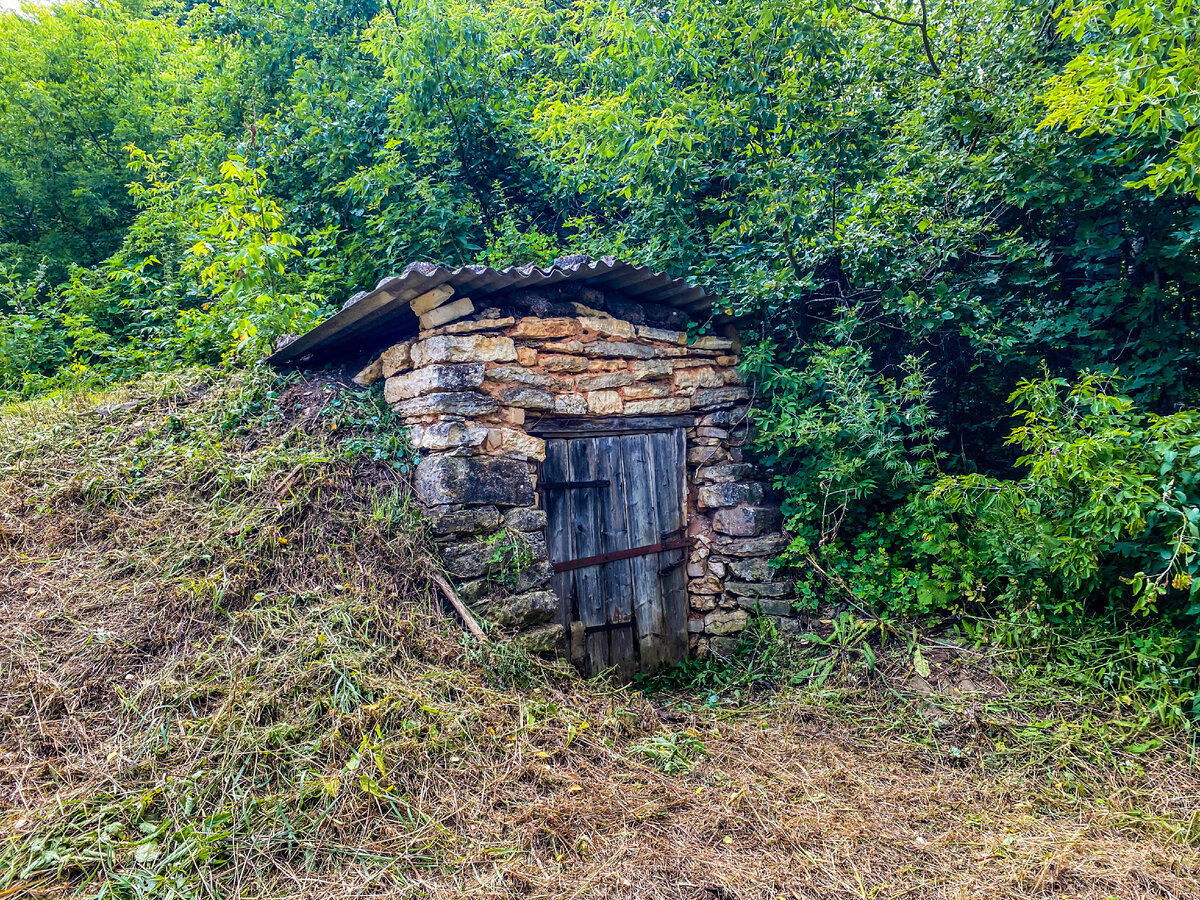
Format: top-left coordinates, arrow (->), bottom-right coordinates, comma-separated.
653,428 -> 689,665
569,437 -> 608,675
543,439 -> 573,632
596,434 -> 637,681
622,432 -> 666,672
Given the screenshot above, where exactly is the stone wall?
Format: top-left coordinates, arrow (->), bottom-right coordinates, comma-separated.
356,283 -> 794,660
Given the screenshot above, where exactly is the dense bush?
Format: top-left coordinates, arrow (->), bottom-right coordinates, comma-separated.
1,0 -> 1198,715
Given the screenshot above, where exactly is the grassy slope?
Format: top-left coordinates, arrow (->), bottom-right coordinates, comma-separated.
0,368 -> 1197,899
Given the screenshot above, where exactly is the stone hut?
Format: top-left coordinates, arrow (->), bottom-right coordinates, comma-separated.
269,257 -> 794,678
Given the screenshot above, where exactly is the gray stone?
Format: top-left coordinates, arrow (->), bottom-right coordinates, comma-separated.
707,636 -> 739,657
693,387 -> 752,410
727,581 -> 792,598
458,561 -> 553,602
579,341 -> 655,359
442,531 -> 548,579
511,622 -> 564,654
729,558 -> 776,581
503,507 -> 547,532
499,386 -> 556,410
485,366 -> 557,388
408,419 -> 489,451
712,505 -> 782,537
697,410 -> 747,427
737,596 -> 795,617
696,463 -> 755,483
697,482 -> 765,509
384,363 -> 485,402
430,506 -> 501,535
712,533 -> 789,557
474,590 -> 558,628
704,608 -> 749,635
415,456 -> 534,507
393,391 -> 497,418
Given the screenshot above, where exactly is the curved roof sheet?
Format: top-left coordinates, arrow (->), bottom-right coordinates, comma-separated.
267,257 -> 715,366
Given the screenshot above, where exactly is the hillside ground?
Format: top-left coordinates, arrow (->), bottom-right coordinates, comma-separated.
0,369 -> 1197,899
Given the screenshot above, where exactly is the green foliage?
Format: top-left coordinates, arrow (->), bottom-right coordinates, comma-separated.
627,730 -> 708,775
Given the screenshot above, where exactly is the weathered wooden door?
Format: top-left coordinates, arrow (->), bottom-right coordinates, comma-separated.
541,425 -> 689,680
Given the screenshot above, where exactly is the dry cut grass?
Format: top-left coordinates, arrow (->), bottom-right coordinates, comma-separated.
0,368 -> 1197,899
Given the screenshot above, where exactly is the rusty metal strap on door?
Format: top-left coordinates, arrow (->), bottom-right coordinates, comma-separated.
552,536 -> 691,574
582,620 -> 636,635
541,479 -> 610,490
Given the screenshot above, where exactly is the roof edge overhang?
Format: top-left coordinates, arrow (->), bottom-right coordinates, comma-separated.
267,258 -> 716,367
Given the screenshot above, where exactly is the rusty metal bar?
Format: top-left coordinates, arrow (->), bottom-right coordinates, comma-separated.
552,536 -> 692,574
541,479 -> 610,491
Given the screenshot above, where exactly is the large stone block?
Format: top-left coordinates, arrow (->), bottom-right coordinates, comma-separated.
575,372 -> 633,391
580,341 -> 655,359
712,505 -> 782,537
381,340 -> 414,376
408,419 -> 488,451
623,384 -> 668,399
392,391 -> 497,418
704,609 -> 749,636
711,533 -> 789,558
554,394 -> 588,415
458,561 -> 553,602
499,386 -> 556,410
430,506 -> 502,535
441,531 -> 548,578
503,507 -> 547,532
579,316 -> 635,339
474,590 -> 558,628
586,390 -> 624,415
693,387 -> 752,410
729,558 -> 776,582
484,366 -> 556,388
697,482 -> 765,509
510,317 -> 578,339
384,363 -> 485,403
736,596 -> 794,617
415,456 -> 534,507
539,354 -> 589,373
484,427 -> 546,461
511,622 -> 564,653
696,463 -> 755,483
635,325 -> 687,344
727,580 -> 791,598
411,334 -> 516,367
419,296 -> 475,330
690,335 -> 735,350
673,367 -> 724,391
624,397 -> 690,415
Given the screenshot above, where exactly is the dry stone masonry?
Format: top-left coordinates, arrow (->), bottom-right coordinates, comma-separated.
353,274 -> 796,662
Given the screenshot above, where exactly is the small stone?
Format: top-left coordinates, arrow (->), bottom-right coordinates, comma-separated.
484,427 -> 546,460
415,456 -> 535,507
498,406 -> 526,426
516,346 -> 538,366
635,325 -> 687,344
704,609 -> 749,636
393,391 -> 497,418
430,507 -> 501,535
586,390 -> 624,415
631,360 -> 674,381
624,397 -> 690,415
499,386 -> 556,410
587,359 -> 626,372
689,575 -> 724,594
409,284 -> 456,315
411,334 -> 517,367
687,562 -> 707,578
729,582 -> 792,600
384,363 -> 485,402
579,341 -> 655,359
687,617 -> 706,634
713,505 -> 782,537
503,508 -> 547,532
708,636 -> 739,656
693,387 -> 752,410
579,316 -> 635,339
695,426 -> 729,439
697,482 -> 764,509
691,594 -> 718,612
542,339 -> 585,354
575,372 -> 634,391
554,394 -> 588,415
422,315 -> 515,337
408,419 -> 489,451
380,340 -> 414,376
419,296 -> 474,330
485,366 -> 557,388
351,356 -> 384,387
698,409 -> 747,427
509,317 -> 578,339
696,463 -> 755,483
539,354 -> 589,373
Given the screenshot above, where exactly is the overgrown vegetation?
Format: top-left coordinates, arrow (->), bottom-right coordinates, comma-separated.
1,372 -> 1198,898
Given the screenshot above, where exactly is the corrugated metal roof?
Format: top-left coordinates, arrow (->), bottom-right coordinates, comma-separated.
267,257 -> 715,366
